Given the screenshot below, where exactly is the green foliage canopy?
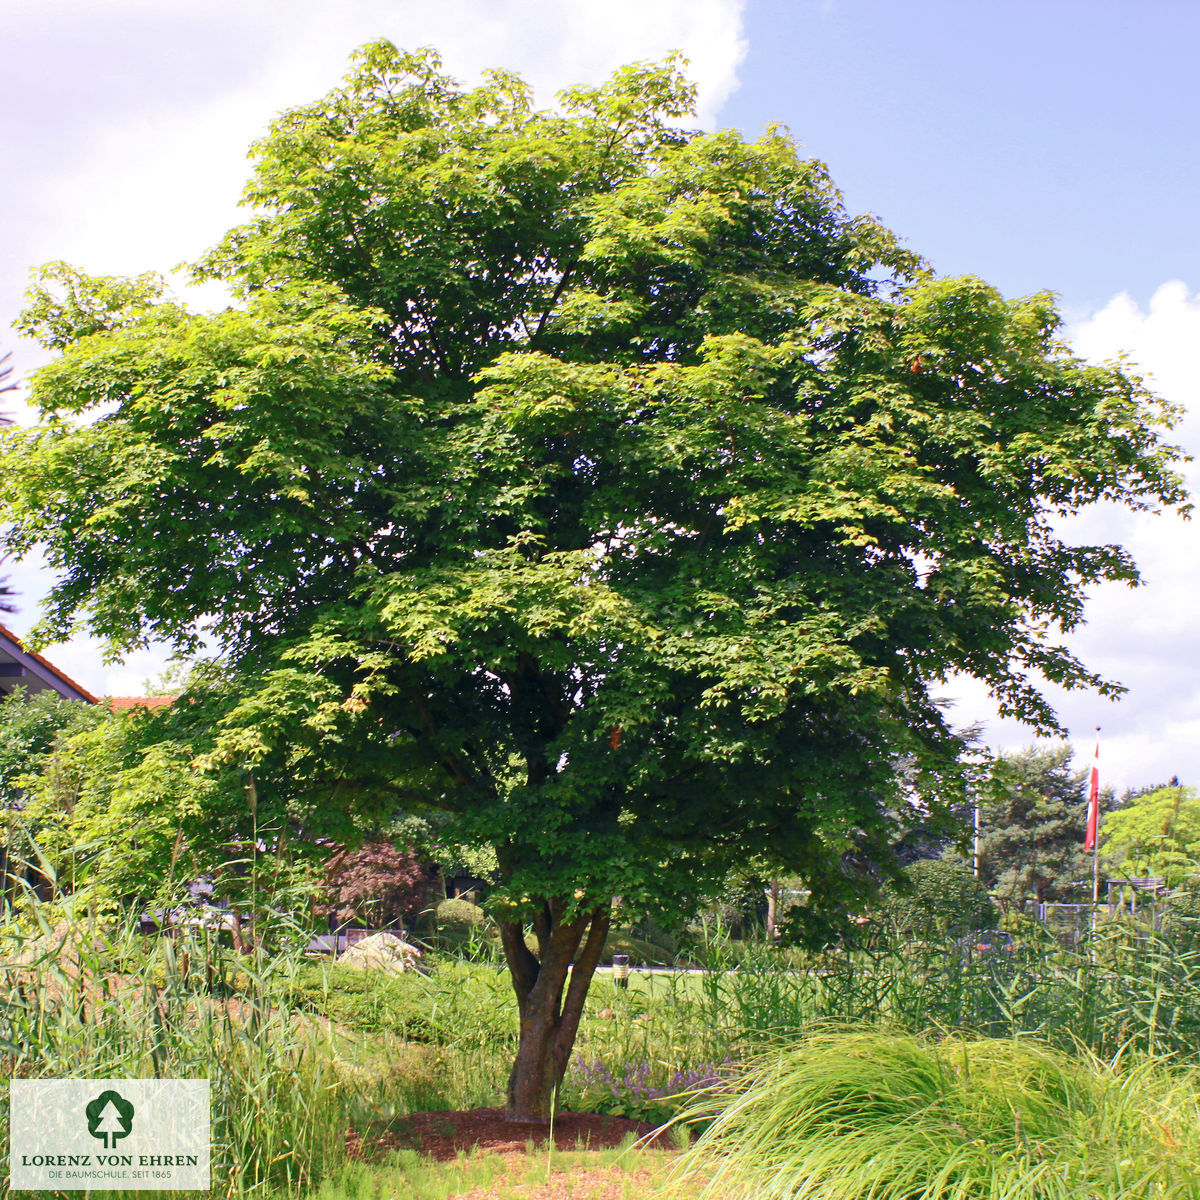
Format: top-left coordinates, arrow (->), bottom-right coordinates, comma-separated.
5,696 -> 217,909
1102,784 -> 1200,886
0,43 -> 1188,1116
2,670 -> 332,917
0,687 -> 105,808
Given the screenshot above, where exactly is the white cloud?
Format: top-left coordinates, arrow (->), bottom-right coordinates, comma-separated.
943,281 -> 1200,789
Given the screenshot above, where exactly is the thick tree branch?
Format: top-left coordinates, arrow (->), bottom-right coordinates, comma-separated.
532,902 -> 552,956
531,259 -> 577,344
499,918 -> 539,999
555,905 -> 611,1062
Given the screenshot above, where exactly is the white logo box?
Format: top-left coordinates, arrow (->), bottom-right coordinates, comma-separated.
9,1079 -> 209,1192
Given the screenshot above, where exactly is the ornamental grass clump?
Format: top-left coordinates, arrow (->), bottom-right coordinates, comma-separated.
674,1029 -> 1200,1200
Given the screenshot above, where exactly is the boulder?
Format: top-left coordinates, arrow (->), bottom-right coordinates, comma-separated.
337,931 -> 424,974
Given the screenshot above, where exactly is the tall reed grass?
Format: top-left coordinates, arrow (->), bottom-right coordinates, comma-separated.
7,840 -> 1200,1199
597,920 -> 1200,1065
0,851 -> 526,1197
1,880 -> 346,1198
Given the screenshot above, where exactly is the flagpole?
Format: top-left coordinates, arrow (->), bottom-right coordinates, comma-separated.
1088,727 -> 1101,937
972,801 -> 980,879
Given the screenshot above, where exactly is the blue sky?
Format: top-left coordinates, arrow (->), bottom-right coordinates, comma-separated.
2,0 -> 1197,789
724,0 -> 1200,314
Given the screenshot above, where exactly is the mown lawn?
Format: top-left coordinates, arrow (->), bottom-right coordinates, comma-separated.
306,1142 -> 699,1200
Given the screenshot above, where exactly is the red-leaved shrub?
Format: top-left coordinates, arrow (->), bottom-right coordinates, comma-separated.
323,840 -> 429,927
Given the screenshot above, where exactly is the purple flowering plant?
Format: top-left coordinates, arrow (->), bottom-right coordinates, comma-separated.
565,1055 -> 734,1124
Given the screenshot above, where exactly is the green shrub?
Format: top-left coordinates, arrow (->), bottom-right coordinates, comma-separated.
428,897 -> 493,955
292,964 -> 438,1040
874,858 -> 998,939
436,897 -> 487,928
603,930 -> 676,967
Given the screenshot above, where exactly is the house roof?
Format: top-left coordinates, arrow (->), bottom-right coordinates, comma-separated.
0,623 -> 99,704
108,694 -> 178,710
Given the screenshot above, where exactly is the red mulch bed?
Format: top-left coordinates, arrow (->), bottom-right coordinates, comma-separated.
347,1108 -> 673,1162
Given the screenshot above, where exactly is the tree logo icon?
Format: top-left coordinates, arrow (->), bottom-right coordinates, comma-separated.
85,1089 -> 135,1148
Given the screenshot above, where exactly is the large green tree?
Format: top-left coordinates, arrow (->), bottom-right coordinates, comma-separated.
0,45 -> 1187,1119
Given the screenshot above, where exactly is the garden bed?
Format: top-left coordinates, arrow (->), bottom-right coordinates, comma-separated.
347,1107 -> 675,1161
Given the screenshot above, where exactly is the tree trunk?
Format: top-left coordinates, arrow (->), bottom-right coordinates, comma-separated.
229,907 -> 253,955
499,901 -> 610,1122
766,878 -> 779,941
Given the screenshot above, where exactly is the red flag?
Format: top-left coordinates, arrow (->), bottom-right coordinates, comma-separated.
1084,739 -> 1100,851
